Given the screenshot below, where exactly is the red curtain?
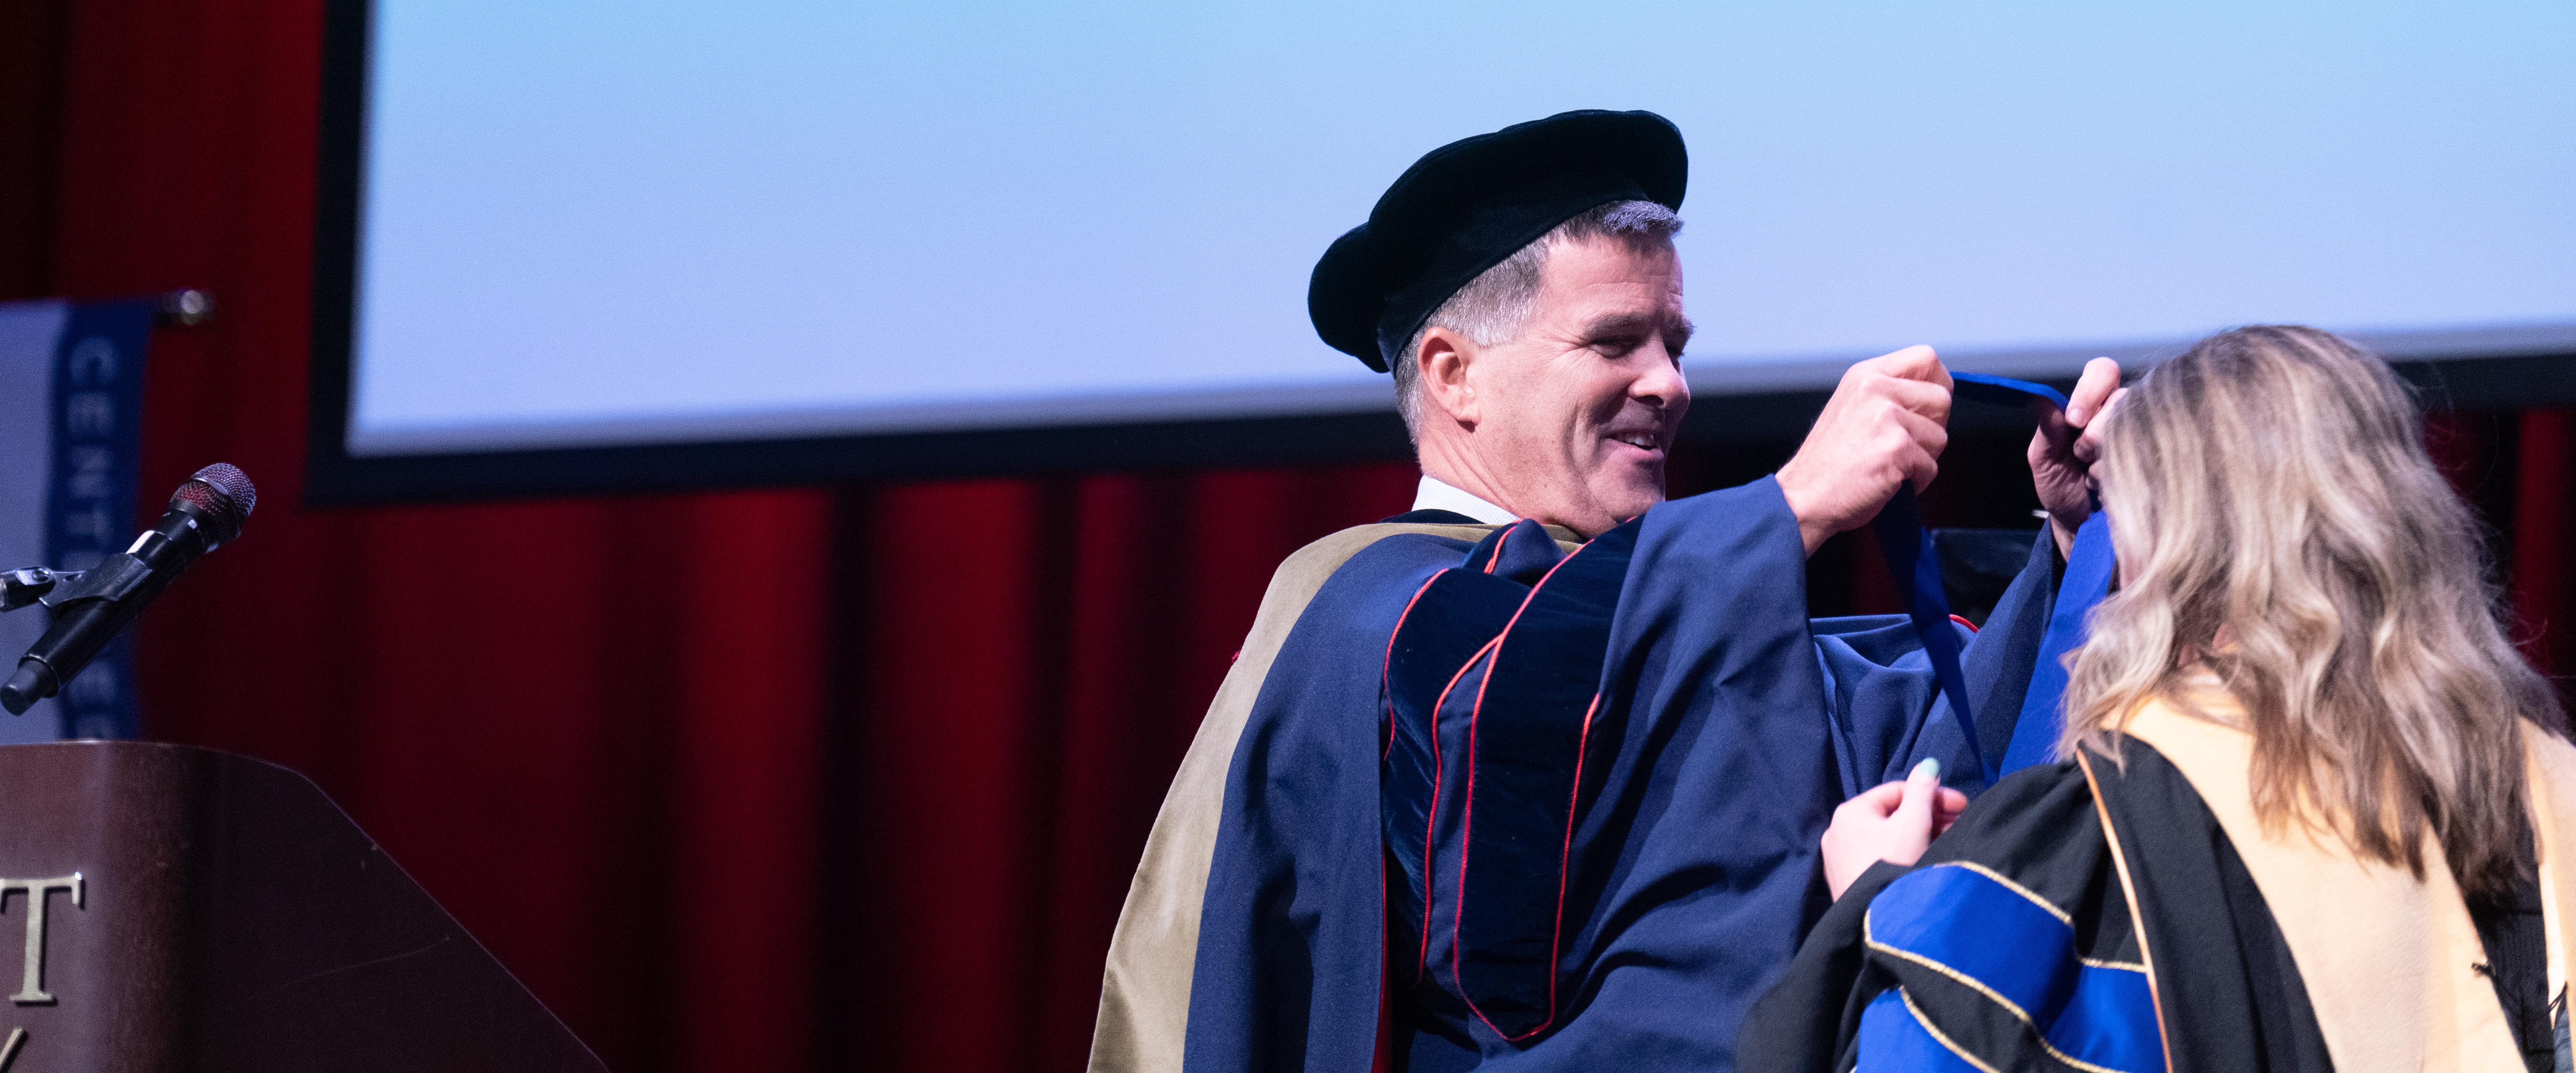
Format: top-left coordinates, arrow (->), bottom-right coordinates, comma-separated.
2515,411 -> 2574,695
4,3 -> 2569,1071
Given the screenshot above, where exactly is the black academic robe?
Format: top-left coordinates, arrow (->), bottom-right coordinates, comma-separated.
1091,477 -> 2061,1073
1739,709 -> 2576,1073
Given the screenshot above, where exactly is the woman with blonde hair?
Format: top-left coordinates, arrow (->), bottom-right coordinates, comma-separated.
1738,325 -> 2575,1073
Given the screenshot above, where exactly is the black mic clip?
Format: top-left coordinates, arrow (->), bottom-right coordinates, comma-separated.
0,558 -> 160,715
2,530 -> 194,617
32,556 -> 158,611
0,568 -> 82,613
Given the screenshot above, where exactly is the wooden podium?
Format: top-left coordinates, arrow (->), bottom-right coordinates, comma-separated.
0,741 -> 602,1071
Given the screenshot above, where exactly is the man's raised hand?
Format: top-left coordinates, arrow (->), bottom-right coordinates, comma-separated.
1776,345 -> 1953,556
2029,357 -> 2125,559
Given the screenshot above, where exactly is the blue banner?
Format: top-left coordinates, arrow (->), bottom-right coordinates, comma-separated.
0,300 -> 156,741
44,300 -> 155,740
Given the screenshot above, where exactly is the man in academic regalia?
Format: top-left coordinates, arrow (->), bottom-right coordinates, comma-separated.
1088,109 -> 2122,1073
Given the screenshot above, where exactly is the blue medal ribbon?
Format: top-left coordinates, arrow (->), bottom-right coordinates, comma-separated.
1869,484 -> 1986,782
1873,371 -> 2115,783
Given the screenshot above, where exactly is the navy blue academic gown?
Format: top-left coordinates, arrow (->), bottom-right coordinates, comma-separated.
1099,476 -> 2058,1073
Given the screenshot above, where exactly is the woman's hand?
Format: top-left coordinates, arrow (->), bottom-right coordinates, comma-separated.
1821,758 -> 1967,900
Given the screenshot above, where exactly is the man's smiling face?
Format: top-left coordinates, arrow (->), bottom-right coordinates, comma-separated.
1458,233 -> 1691,535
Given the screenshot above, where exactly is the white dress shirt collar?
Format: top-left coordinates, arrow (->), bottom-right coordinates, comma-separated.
1410,474 -> 1516,525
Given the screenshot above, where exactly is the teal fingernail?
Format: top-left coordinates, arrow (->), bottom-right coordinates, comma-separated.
1912,758 -> 1940,781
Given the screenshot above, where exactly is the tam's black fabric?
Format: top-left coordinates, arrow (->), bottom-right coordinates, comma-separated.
1307,110 -> 1686,372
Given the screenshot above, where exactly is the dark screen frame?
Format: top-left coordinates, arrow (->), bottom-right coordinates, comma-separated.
307,0 -> 2576,506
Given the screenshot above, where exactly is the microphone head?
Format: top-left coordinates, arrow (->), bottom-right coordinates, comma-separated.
170,463 -> 256,543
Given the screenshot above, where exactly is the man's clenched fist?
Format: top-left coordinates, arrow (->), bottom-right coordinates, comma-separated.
1776,345 -> 1953,555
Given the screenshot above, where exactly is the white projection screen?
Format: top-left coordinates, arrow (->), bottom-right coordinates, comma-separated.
310,0 -> 2576,500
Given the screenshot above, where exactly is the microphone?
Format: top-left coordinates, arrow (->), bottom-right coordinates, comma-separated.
0,464 -> 256,715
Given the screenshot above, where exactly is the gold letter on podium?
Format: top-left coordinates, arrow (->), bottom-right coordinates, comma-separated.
0,875 -> 82,1004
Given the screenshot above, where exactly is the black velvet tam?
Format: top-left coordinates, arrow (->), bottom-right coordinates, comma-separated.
1307,109 -> 1686,373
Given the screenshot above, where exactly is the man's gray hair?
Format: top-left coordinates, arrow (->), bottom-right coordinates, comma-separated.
1389,200 -> 1682,439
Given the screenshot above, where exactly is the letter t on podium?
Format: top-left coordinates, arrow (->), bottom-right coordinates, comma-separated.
0,875 -> 82,1004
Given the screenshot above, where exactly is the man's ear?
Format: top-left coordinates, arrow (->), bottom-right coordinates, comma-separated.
1417,326 -> 1479,429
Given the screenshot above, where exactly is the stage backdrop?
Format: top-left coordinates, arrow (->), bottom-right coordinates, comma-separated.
0,3 -> 2566,1072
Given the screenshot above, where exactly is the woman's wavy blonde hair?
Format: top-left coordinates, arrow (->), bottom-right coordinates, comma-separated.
2060,325 -> 2563,897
